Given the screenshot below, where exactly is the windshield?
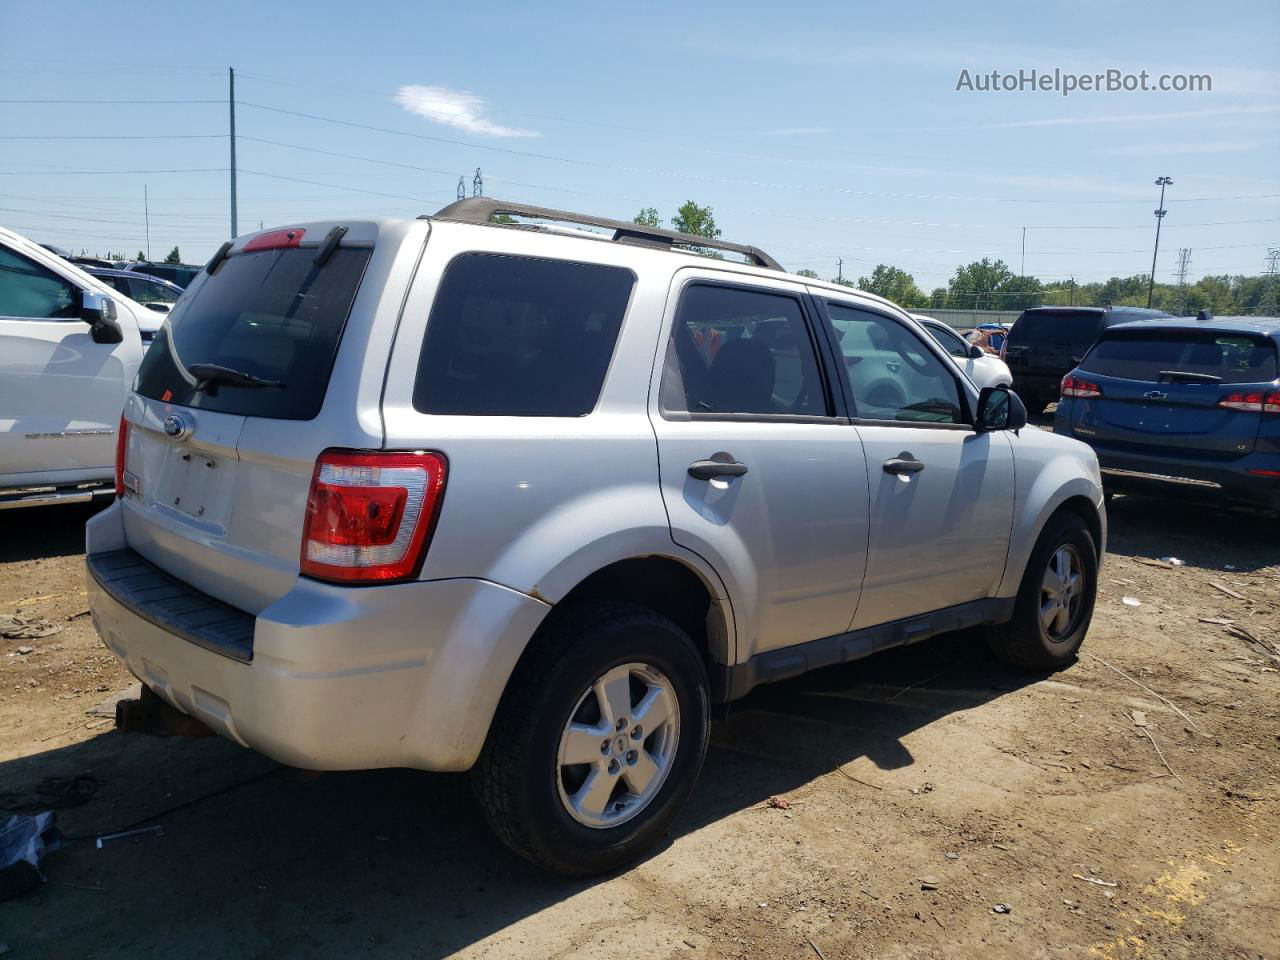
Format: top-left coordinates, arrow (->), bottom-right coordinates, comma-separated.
135,246 -> 370,419
1080,330 -> 1277,385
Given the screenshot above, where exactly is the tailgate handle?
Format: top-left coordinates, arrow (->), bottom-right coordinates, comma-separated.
883,455 -> 925,475
688,459 -> 748,481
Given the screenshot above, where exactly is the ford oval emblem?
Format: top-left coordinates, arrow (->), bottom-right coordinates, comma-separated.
163,413 -> 191,441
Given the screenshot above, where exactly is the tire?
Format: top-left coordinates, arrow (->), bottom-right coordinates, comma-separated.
471,601 -> 710,876
986,512 -> 1098,670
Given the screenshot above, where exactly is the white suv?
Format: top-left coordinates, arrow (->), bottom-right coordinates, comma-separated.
86,201 -> 1105,875
0,226 -> 150,510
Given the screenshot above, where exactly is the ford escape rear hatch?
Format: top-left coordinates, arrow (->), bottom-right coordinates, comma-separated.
121,228 -> 373,613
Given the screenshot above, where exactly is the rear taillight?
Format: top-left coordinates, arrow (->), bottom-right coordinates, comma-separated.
300,450 -> 447,584
1061,374 -> 1102,398
1219,389 -> 1280,414
114,414 -> 128,497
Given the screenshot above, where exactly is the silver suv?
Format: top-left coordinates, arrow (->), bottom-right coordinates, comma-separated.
87,200 -> 1105,875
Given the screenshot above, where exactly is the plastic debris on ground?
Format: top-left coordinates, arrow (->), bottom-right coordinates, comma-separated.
0,812 -> 62,901
0,615 -> 63,641
1122,596 -> 1142,607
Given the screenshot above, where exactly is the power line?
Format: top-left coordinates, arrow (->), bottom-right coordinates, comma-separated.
237,169 -> 447,204
0,134 -> 224,141
0,98 -> 221,104
233,100 -> 1280,206
0,168 -> 227,176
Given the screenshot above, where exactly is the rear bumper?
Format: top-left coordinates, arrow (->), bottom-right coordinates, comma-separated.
86,503 -> 551,772
1084,446 -> 1280,512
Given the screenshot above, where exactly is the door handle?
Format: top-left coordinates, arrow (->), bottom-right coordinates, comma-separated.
688,459 -> 748,481
883,455 -> 925,475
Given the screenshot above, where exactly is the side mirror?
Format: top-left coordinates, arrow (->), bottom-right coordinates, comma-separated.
78,289 -> 123,344
975,384 -> 1028,433
968,344 -> 985,359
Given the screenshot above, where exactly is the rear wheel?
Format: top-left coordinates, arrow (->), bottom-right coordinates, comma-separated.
472,601 -> 710,876
987,512 -> 1097,670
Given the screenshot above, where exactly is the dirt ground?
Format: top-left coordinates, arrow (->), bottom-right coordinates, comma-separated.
1,487 -> 1277,959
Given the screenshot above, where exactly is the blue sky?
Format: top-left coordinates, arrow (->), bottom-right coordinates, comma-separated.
1,0 -> 1277,290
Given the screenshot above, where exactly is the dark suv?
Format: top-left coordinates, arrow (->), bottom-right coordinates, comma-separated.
1003,306 -> 1169,414
1054,316 -> 1280,513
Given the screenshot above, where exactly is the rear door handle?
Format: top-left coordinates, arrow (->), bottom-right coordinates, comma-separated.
883,455 -> 925,475
688,459 -> 748,481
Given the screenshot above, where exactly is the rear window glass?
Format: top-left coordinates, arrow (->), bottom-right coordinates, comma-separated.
1009,311 -> 1103,347
1080,331 -> 1277,385
135,246 -> 370,419
412,253 -> 634,417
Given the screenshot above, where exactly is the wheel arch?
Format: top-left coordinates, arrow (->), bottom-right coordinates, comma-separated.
998,470 -> 1106,598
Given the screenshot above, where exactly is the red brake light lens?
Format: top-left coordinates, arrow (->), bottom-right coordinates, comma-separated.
1219,390 -> 1280,414
300,450 -> 447,583
244,227 -> 306,253
1061,374 -> 1102,398
114,414 -> 128,497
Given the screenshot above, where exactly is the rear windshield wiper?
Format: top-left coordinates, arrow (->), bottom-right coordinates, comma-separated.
1157,370 -> 1222,384
188,362 -> 285,393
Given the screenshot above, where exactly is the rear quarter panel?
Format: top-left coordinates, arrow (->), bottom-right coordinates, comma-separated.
379,222 -> 730,612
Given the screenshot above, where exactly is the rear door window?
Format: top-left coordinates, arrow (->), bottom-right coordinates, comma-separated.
660,283 -> 829,418
412,253 -> 634,417
1011,311 -> 1102,347
1080,331 -> 1277,384
134,246 -> 370,419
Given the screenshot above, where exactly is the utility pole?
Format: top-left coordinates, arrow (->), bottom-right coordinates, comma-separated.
1021,227 -> 1026,276
1147,176 -> 1173,308
1172,248 -> 1192,316
229,67 -> 238,239
837,258 -> 843,282
473,167 -> 483,197
1260,247 -> 1280,316
144,184 -> 151,261
1069,276 -> 1075,306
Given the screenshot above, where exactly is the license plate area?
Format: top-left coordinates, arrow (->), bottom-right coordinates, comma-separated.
150,446 -> 238,531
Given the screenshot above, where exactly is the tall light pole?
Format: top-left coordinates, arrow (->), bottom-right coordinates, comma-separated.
1147,176 -> 1172,308
229,67 -> 238,239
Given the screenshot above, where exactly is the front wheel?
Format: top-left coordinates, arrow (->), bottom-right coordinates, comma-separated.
986,512 -> 1098,670
472,602 -> 710,876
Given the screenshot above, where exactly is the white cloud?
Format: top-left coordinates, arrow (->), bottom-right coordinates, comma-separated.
393,85 -> 537,138
980,104 -> 1280,129
1099,140 -> 1266,157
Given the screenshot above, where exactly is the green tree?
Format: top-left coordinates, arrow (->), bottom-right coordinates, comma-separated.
136,250 -> 146,262
997,274 -> 1044,310
947,258 -> 1014,310
633,207 -> 662,228
671,201 -> 720,240
794,268 -> 819,279
929,287 -> 948,308
856,264 -> 926,308
164,246 -> 182,264
830,276 -> 856,288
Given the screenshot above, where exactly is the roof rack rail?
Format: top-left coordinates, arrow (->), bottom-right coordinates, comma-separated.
427,197 -> 783,271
